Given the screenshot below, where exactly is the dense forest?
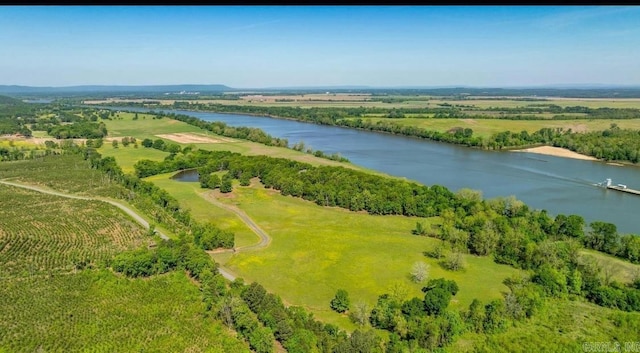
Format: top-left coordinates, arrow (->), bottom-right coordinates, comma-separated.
0,95 -> 34,136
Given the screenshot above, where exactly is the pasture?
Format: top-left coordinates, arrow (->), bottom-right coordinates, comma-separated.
349,117 -> 640,138
99,111 -> 367,171
86,95 -> 640,110
147,173 -> 522,329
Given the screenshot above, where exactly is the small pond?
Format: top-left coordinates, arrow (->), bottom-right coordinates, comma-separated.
171,169 -> 200,182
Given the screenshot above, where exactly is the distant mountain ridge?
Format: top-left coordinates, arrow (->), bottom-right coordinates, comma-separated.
2,84 -> 640,98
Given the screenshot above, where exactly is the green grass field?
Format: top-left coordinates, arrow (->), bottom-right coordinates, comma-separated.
349,117 -> 640,138
580,249 -> 640,284
102,112 -> 202,139
147,174 -> 521,329
99,112 -> 373,172
145,172 -> 258,248
98,143 -> 169,174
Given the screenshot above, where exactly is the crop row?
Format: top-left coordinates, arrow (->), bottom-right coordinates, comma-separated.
0,153 -> 125,197
0,270 -> 250,353
0,185 -> 147,276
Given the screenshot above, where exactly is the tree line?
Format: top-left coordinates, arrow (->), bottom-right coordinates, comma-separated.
134,149 -> 460,217
84,147 -> 235,250
132,147 -> 640,315
101,101 -> 640,164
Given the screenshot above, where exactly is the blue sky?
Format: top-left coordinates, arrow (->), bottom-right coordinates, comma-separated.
1,6 -> 639,88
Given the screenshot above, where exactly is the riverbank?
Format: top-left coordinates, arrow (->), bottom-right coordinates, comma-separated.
512,146 -> 599,161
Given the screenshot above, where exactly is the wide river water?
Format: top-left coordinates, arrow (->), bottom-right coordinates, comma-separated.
107,106 -> 640,234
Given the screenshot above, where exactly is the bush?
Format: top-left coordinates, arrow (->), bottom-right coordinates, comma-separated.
330,289 -> 350,313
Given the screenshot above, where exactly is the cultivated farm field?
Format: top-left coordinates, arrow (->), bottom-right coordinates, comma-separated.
0,269 -> 249,353
0,184 -> 148,276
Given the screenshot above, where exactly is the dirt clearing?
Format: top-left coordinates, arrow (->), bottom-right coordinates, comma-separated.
155,133 -> 236,144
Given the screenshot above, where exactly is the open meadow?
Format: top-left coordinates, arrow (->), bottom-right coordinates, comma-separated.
348,117 -> 640,138
146,173 -> 522,329
99,111 -> 374,171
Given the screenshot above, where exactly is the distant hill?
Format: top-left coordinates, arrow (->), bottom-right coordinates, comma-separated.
0,95 -> 25,105
3,84 -> 640,98
0,84 -> 233,94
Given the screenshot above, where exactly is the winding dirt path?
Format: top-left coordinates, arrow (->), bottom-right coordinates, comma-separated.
0,179 -> 169,241
0,179 -> 269,282
199,191 -> 273,281
201,192 -> 271,252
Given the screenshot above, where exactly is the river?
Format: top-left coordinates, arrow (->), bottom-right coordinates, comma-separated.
105,106 -> 640,234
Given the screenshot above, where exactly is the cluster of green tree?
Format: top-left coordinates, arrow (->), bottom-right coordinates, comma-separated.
111,237 -> 216,280
553,124 -> 640,163
0,117 -> 31,136
0,145 -> 52,161
85,148 -> 234,250
340,119 -> 640,163
360,278 -> 481,351
420,191 -> 640,314
240,281 -> 382,353
291,140 -> 350,162
140,137 -> 183,154
47,121 -> 107,139
133,149 -> 460,217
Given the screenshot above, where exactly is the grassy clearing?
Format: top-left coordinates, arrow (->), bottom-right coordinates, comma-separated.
101,112 -> 202,140
145,173 -> 258,248
350,117 -> 640,138
580,249 -> 640,284
0,269 -> 249,353
98,143 -> 169,174
100,111 -> 371,171
175,180 -> 522,329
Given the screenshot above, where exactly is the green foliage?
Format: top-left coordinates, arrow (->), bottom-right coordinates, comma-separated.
423,288 -> 452,316
532,264 -> 568,298
412,221 -> 427,235
135,148 -> 459,217
48,121 -> 107,139
193,222 -> 234,249
0,270 -> 250,353
331,289 -> 351,313
483,299 -> 508,333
